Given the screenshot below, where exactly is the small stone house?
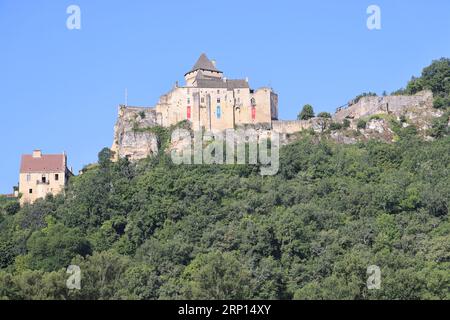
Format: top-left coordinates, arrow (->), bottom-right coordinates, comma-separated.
19,150 -> 72,205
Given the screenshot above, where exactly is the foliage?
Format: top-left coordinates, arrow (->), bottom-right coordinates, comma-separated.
0,134 -> 449,300
329,122 -> 343,131
298,104 -> 315,120
357,119 -> 367,130
342,119 -> 351,129
428,111 -> 450,138
317,112 -> 332,119
395,58 -> 450,109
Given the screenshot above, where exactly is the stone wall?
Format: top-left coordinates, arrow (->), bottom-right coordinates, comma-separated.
272,118 -> 330,135
334,90 -> 433,121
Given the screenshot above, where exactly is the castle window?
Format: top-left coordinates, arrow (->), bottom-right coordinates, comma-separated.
216,106 -> 222,119
55,174 -> 59,181
29,189 -> 33,194
217,98 -> 221,103
187,98 -> 190,104
42,176 -> 46,184
26,174 -> 31,182
217,90 -> 220,94
201,97 -> 205,103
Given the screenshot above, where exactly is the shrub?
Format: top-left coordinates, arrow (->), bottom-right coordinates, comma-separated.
357,119 -> 367,130
317,112 -> 332,119
329,122 -> 343,131
343,119 -> 351,129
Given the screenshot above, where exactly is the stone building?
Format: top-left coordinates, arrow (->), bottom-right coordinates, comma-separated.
19,150 -> 72,205
150,53 -> 278,131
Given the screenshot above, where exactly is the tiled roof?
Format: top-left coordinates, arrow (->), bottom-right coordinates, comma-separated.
20,154 -> 66,173
186,53 -> 221,75
195,78 -> 250,89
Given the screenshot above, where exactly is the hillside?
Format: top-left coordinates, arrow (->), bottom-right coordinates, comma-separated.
0,59 -> 449,300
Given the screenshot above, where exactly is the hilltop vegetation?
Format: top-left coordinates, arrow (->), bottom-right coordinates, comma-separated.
394,57 -> 450,109
1,132 -> 449,299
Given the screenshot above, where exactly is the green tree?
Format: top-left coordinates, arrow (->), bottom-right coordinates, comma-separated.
25,217 -> 91,271
298,104 -> 315,120
181,251 -> 253,300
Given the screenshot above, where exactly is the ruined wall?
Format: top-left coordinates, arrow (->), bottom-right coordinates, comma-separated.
334,90 -> 433,121
272,118 -> 330,135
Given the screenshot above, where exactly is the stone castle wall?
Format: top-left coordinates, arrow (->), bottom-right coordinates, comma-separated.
334,90 -> 433,121
112,90 -> 439,161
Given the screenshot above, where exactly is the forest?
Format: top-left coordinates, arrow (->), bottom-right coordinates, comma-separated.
0,59 -> 449,300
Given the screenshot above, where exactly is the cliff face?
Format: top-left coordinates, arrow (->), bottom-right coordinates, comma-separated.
111,106 -> 159,161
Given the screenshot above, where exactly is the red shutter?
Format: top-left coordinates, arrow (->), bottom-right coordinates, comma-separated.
251,106 -> 256,120
187,106 -> 191,120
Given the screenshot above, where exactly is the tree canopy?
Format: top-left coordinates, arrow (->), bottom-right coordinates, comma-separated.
0,132 -> 449,300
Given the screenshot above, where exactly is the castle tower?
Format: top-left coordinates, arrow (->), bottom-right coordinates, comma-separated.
184,53 -> 224,87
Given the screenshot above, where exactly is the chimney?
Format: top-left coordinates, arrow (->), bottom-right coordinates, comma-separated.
32,150 -> 42,158
211,60 -> 217,68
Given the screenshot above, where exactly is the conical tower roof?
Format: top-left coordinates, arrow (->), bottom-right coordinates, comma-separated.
185,53 -> 221,75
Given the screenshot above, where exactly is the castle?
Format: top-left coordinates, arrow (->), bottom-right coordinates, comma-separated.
112,54 -> 437,161
135,53 -> 278,131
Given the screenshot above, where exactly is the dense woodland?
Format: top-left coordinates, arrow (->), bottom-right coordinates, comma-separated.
0,59 -> 449,300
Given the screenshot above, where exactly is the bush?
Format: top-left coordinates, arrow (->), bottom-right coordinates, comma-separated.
317,112 -> 332,119
343,119 -> 351,129
329,122 -> 343,131
433,96 -> 450,109
429,113 -> 450,138
357,119 -> 367,130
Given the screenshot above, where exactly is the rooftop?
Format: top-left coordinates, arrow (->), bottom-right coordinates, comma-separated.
185,53 -> 222,75
20,151 -> 66,173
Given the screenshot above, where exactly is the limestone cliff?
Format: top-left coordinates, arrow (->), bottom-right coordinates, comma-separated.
111,106 -> 159,161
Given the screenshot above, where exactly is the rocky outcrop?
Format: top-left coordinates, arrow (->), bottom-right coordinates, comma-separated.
111,106 -> 159,161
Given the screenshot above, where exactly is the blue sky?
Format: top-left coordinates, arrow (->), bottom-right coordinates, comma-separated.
1,0 -> 450,193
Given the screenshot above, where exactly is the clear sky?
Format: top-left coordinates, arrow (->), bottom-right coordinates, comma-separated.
1,0 -> 450,193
